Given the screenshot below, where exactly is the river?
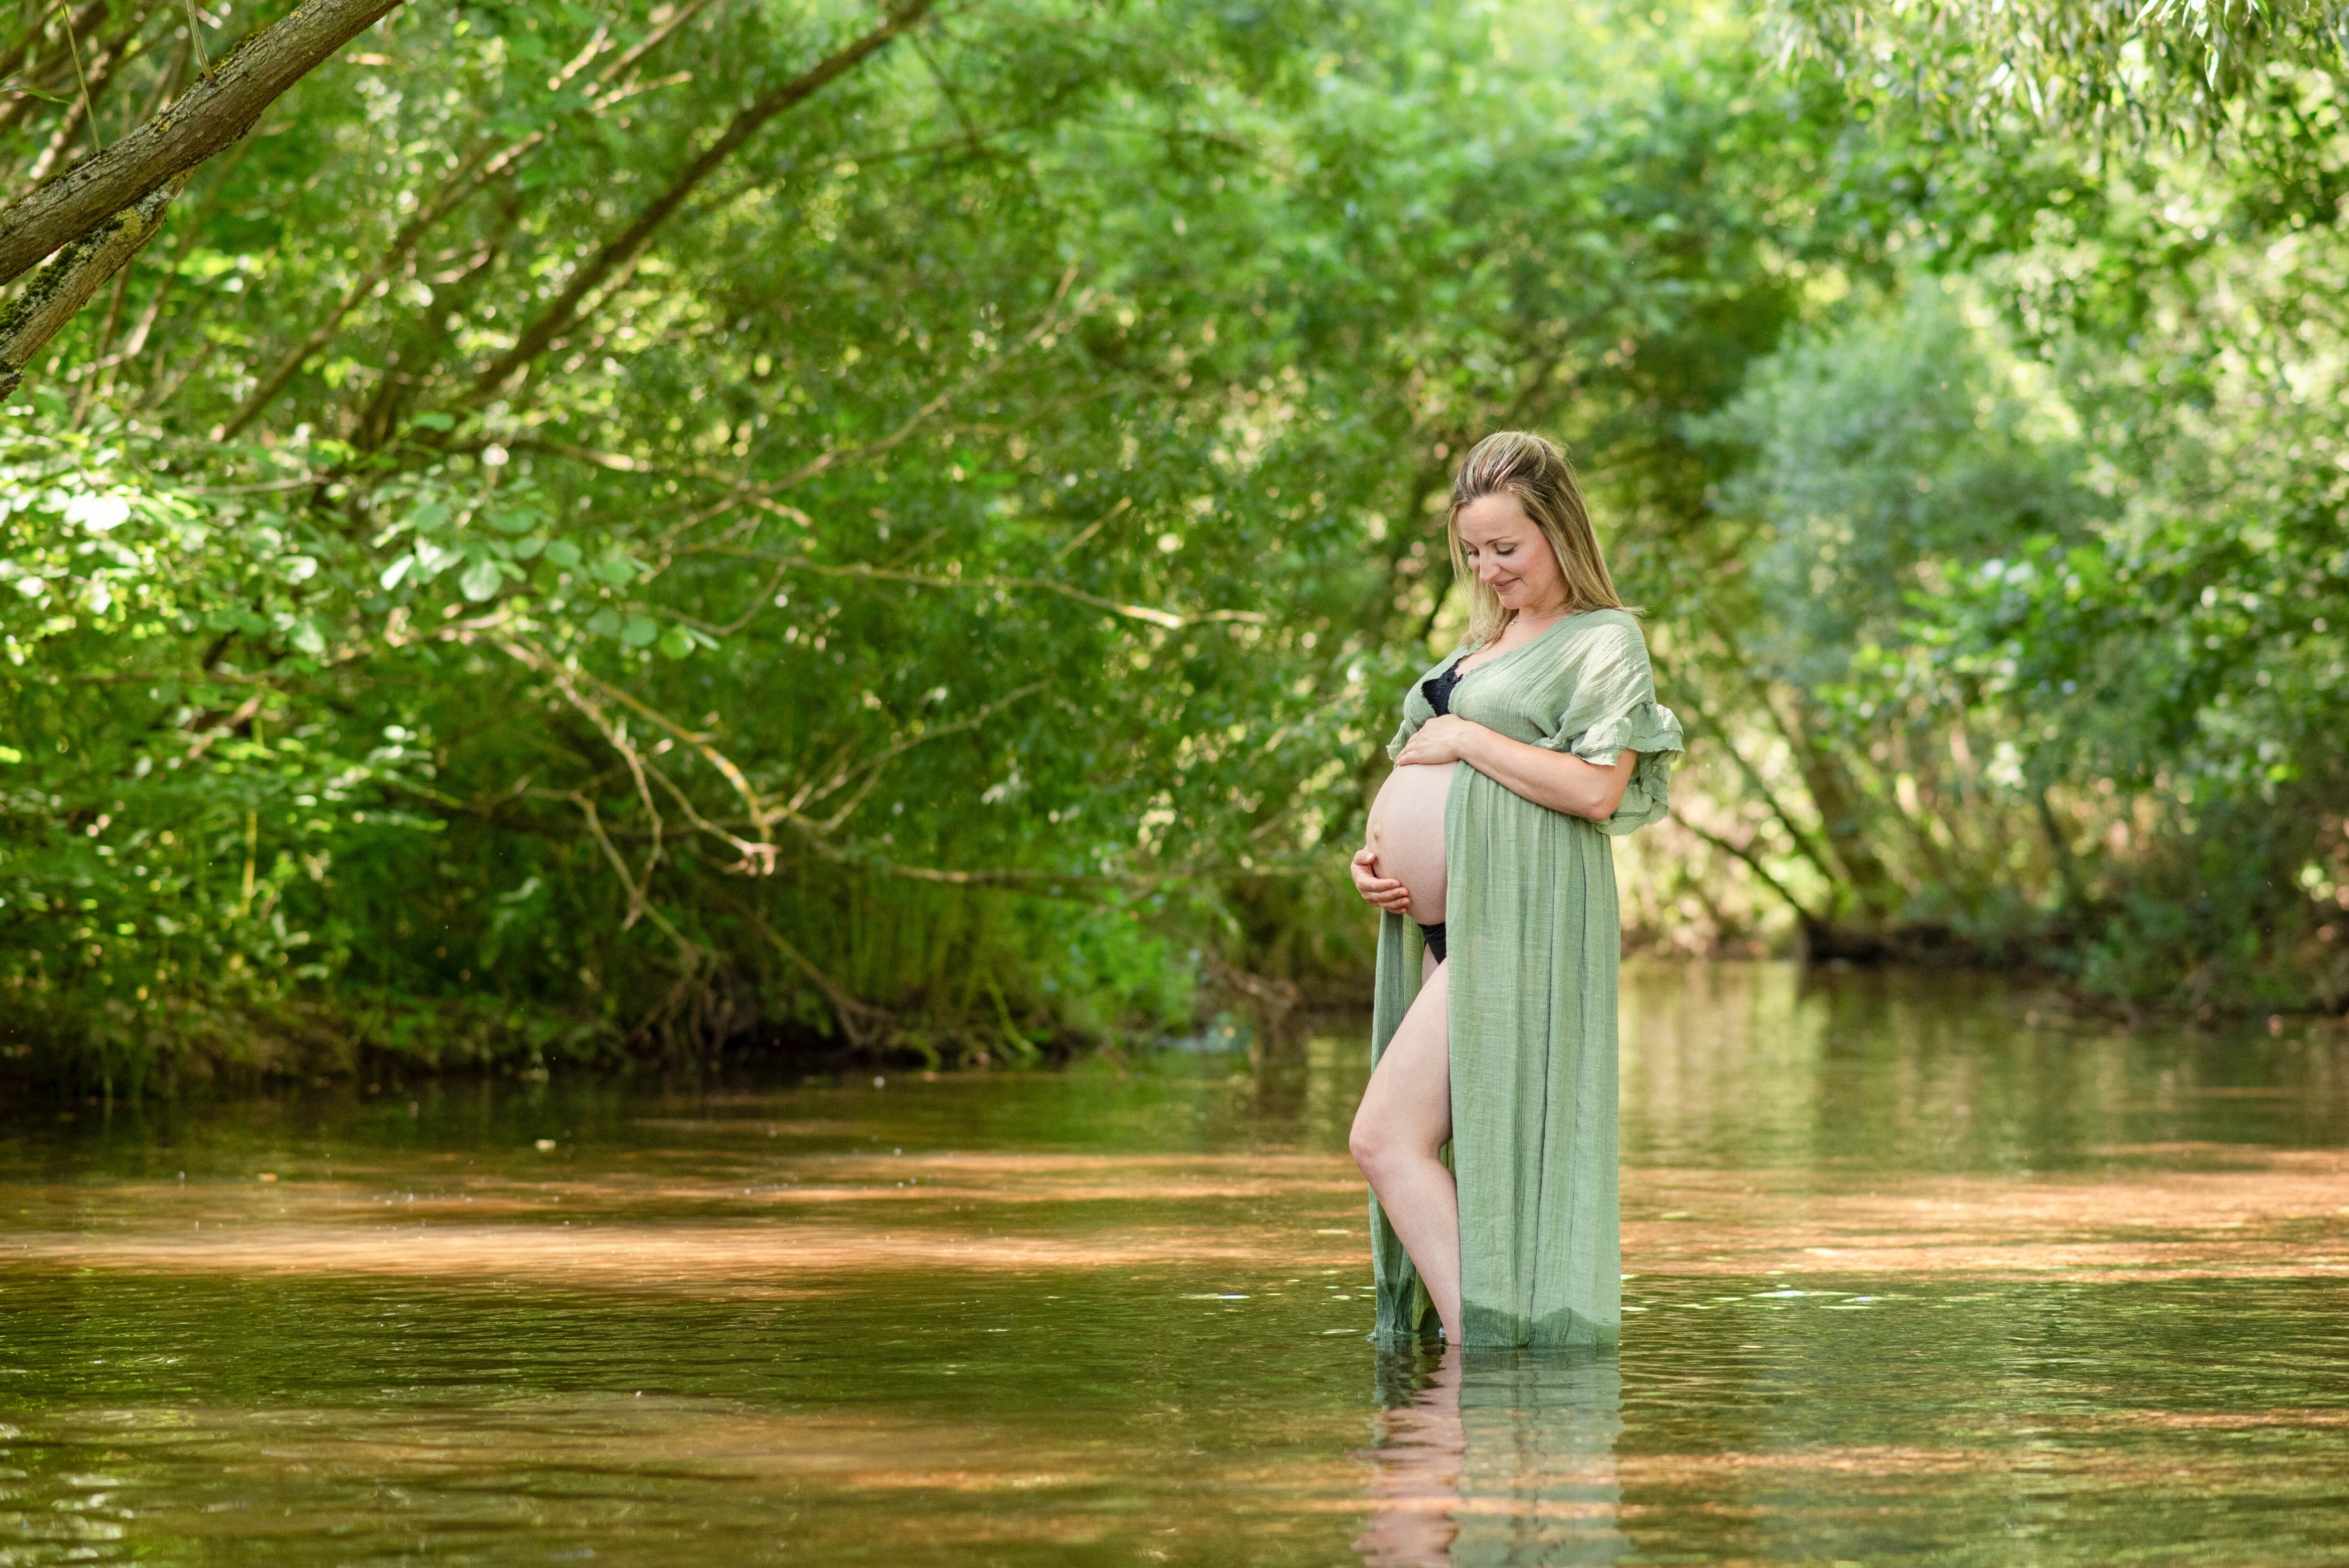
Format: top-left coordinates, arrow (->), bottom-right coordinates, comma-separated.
4,962 -> 2346,1564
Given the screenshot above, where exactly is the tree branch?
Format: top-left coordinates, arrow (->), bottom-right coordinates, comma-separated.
0,171 -> 179,402
1667,675 -> 1842,890
460,0 -> 937,405
217,0 -> 713,438
711,553 -> 1268,634
701,881 -> 888,1048
0,0 -> 112,143
677,263 -> 1082,528
799,679 -> 1045,832
495,637 -> 777,835
1667,808 -> 1822,928
0,0 -> 406,289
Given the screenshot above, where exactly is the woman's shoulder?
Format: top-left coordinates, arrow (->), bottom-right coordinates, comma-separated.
1557,607 -> 1649,662
1577,605 -> 1645,635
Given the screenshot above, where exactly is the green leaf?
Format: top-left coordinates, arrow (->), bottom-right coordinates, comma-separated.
656,626 -> 695,659
413,541 -> 463,578
620,613 -> 660,648
586,607 -> 624,638
542,540 -> 582,569
411,412 -> 457,432
459,557 -> 504,602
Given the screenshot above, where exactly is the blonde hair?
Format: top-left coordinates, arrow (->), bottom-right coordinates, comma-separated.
1447,430 -> 1629,648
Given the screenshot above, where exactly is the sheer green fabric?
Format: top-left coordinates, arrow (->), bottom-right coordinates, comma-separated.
1369,609 -> 1684,1347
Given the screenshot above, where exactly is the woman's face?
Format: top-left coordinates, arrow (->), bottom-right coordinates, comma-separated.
1455,492 -> 1570,619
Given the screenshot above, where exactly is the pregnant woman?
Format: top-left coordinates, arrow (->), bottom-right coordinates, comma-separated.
1348,431 -> 1682,1349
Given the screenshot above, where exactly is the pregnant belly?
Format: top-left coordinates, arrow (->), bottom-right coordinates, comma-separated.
1366,761 -> 1456,925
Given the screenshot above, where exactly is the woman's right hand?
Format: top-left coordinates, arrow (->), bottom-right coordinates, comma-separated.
1350,846 -> 1413,914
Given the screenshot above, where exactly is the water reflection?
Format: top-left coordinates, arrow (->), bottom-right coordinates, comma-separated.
1618,962 -> 2349,1172
3,964 -> 2346,1565
1359,1350 -> 1625,1568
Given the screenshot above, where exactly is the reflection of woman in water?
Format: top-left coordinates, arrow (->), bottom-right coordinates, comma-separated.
1348,433 -> 1681,1348
1355,1350 -> 1626,1568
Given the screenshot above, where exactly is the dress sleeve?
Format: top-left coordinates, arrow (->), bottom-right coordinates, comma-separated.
1563,624 -> 1685,837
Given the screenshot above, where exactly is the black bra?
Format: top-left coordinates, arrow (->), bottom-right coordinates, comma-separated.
1421,663 -> 1464,716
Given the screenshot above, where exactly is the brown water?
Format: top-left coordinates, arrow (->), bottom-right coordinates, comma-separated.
5,962 -> 2348,1565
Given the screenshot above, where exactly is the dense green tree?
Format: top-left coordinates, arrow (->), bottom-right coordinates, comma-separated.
5,0 -> 2341,1090
0,0 -> 1883,1085
1659,5 -> 2349,1009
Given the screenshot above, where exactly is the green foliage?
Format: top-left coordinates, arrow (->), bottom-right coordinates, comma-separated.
1868,155 -> 2349,1006
1694,283 -> 2096,690
4,0 -> 2341,1085
0,0 -> 1879,1081
1767,0 -> 2349,140
1655,47 -> 2349,1010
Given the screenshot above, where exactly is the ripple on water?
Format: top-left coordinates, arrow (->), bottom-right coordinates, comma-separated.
2,962 -> 2346,1565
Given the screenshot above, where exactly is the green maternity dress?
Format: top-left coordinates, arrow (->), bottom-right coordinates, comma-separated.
1370,607 -> 1683,1348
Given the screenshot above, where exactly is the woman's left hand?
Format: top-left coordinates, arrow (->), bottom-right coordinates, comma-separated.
1394,715 -> 1485,767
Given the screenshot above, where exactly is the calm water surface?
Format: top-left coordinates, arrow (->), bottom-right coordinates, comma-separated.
5,962 -> 2348,1565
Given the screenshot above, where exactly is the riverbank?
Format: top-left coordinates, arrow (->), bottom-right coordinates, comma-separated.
7,948 -> 2345,1102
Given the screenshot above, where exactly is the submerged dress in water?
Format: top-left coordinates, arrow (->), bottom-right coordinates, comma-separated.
1370,608 -> 1683,1349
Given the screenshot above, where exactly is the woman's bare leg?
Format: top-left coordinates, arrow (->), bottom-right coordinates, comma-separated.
1350,961 -> 1461,1343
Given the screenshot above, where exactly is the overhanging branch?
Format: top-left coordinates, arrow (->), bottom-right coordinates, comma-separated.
1667,807 -> 1822,927
460,0 -> 938,406
0,0 -> 409,288
218,0 -> 715,439
0,173 -> 181,403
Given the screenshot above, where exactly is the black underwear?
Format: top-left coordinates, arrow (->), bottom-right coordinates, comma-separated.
1414,665 -> 1461,968
1421,664 -> 1463,716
